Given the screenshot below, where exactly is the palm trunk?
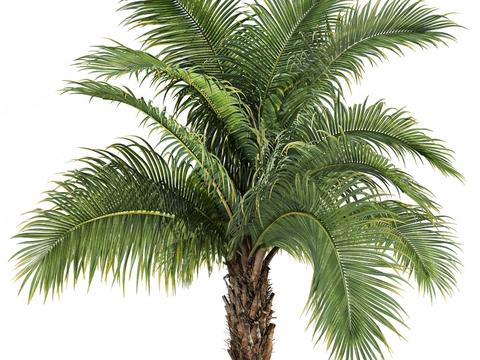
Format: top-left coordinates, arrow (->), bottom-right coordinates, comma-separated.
223,242 -> 277,360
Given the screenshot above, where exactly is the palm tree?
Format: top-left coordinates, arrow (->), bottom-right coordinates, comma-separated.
11,0 -> 462,359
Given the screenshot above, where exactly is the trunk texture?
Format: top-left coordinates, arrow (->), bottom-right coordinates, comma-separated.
223,242 -> 276,360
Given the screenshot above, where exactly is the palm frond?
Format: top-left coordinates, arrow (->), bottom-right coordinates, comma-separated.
223,0 -> 346,110
247,173 -> 407,360
12,138 -> 226,301
242,139 -> 461,358
119,0 -> 243,73
260,0 -> 347,91
251,0 -> 347,99
292,99 -> 463,181
308,0 -> 459,90
74,43 -> 259,167
284,135 -> 440,213
62,80 -> 238,219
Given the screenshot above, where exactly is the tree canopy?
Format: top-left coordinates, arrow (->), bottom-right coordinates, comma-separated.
12,1 -> 462,359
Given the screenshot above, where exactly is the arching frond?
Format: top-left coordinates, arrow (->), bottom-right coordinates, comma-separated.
308,0 -> 459,91
62,80 -> 238,219
284,136 -> 439,213
74,43 -> 259,167
256,0 -> 347,98
223,0 -> 346,110
12,138 -> 226,302
292,99 -> 463,181
247,174 -> 407,360
383,201 -> 461,299
74,42 -> 259,177
120,0 -> 243,73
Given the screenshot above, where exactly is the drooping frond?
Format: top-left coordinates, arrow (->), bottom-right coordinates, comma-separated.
240,132 -> 461,358
12,138 -> 226,301
74,43 -> 259,168
62,80 -> 238,219
120,0 -> 243,73
246,173 -> 407,360
292,100 -> 463,180
306,0 -> 459,91
284,136 -> 440,213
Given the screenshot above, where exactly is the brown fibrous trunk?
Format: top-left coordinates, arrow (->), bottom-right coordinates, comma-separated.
223,242 -> 277,360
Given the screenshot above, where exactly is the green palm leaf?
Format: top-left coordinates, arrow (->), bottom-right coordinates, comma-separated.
223,0 -> 346,111
250,0 -> 347,97
120,0 -> 242,73
308,0 -> 459,91
62,80 -> 239,219
249,174 -> 406,360
384,201 -> 460,299
12,138 -> 226,302
293,99 -> 463,180
284,135 -> 440,213
73,43 -> 259,166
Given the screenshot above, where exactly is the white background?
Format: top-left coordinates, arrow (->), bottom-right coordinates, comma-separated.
1,1 -> 478,359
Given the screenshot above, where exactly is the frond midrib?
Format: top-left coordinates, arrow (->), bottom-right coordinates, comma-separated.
388,222 -> 430,276
50,209 -> 174,246
168,0 -> 224,72
326,128 -> 460,179
314,27 -> 449,85
12,210 -> 177,271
